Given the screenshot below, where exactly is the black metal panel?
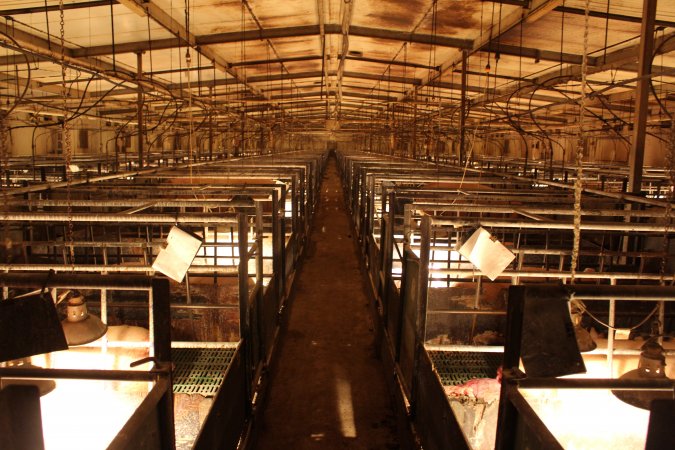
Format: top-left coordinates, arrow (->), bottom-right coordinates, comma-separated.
0,385 -> 45,450
0,293 -> 68,362
646,399 -> 675,450
399,249 -> 420,395
520,285 -> 585,378
414,351 -> 469,450
261,278 -> 280,362
193,348 -> 247,450
108,378 -> 172,450
386,278 -> 402,352
368,234 -> 379,286
285,234 -> 296,280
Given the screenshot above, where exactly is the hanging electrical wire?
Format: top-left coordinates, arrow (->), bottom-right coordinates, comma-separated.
570,0 -> 591,282
59,0 -> 75,269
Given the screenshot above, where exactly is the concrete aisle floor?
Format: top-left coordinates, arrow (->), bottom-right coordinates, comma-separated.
252,155 -> 400,450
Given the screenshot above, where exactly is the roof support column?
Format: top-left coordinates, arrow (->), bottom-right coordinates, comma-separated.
208,87 -> 214,161
459,50 -> 468,164
628,0 -> 657,194
136,51 -> 144,169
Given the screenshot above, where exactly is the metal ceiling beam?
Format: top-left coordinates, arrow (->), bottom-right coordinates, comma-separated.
0,0 -> 113,16
267,90 -> 396,102
72,24 -> 473,58
0,20 -> 215,114
172,70 -> 424,92
227,53 -> 437,71
116,0 -> 266,101
230,55 -> 321,68
399,0 -> 563,103
482,42 -> 596,66
481,0 -> 530,6
342,71 -> 421,86
554,6 -> 675,29
628,0 -> 657,194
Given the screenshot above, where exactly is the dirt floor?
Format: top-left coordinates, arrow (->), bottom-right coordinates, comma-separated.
252,155 -> 400,450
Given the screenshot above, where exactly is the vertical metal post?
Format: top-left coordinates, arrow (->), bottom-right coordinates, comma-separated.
459,50 -> 468,165
271,190 -> 281,305
495,285 -> 526,450
412,102 -> 417,158
628,0 -> 657,194
255,201 -> 264,360
608,281 -> 616,377
136,52 -> 144,169
410,215 -> 431,415
237,212 -> 252,412
208,88 -> 214,161
150,277 -> 175,450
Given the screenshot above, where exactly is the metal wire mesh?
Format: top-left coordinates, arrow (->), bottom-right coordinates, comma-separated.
428,350 -> 502,386
172,347 -> 236,396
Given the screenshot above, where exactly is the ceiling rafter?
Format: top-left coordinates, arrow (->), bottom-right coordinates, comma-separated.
71,24 -> 473,58
116,0 -> 267,102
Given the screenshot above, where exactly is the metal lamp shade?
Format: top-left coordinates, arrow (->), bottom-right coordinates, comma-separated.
61,296 -> 107,346
0,362 -> 56,396
613,339 -> 671,410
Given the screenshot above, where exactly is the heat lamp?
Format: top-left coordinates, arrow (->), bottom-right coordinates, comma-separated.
60,291 -> 107,346
613,322 -> 672,410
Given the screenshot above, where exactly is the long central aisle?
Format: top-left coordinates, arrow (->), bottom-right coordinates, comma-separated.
252,155 -> 400,450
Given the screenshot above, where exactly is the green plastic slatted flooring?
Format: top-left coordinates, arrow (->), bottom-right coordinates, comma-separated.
172,347 -> 236,396
428,350 -> 502,386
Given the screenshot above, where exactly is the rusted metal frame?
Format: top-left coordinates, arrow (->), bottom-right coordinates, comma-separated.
254,201 -> 265,362
0,0 -> 113,15
0,272 -> 157,290
379,191 -> 396,319
0,264 -> 239,274
628,0 -> 657,194
426,267 -> 667,282
136,52 -> 144,169
518,377 -> 675,390
429,216 -> 672,232
555,5 -> 675,29
107,375 -> 174,450
459,50 -> 468,164
410,215 -> 431,417
278,184 -> 289,296
408,203 -> 669,219
291,176 -> 299,236
192,343 -> 246,450
0,212 -> 238,224
237,212 -> 252,413
345,151 -> 674,210
414,350 -> 471,450
0,366 -> 161,381
271,189 -> 284,306
499,379 -> 566,450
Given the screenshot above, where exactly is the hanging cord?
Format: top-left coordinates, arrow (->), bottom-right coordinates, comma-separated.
570,0 -> 590,283
575,300 -> 659,332
109,0 -> 116,72
185,0 -> 194,179
59,0 -> 74,269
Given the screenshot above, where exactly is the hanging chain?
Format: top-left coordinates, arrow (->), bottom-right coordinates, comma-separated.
660,114 -> 675,283
1,116 -> 10,267
60,0 -> 75,268
185,0 -> 194,179
570,0 -> 590,282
